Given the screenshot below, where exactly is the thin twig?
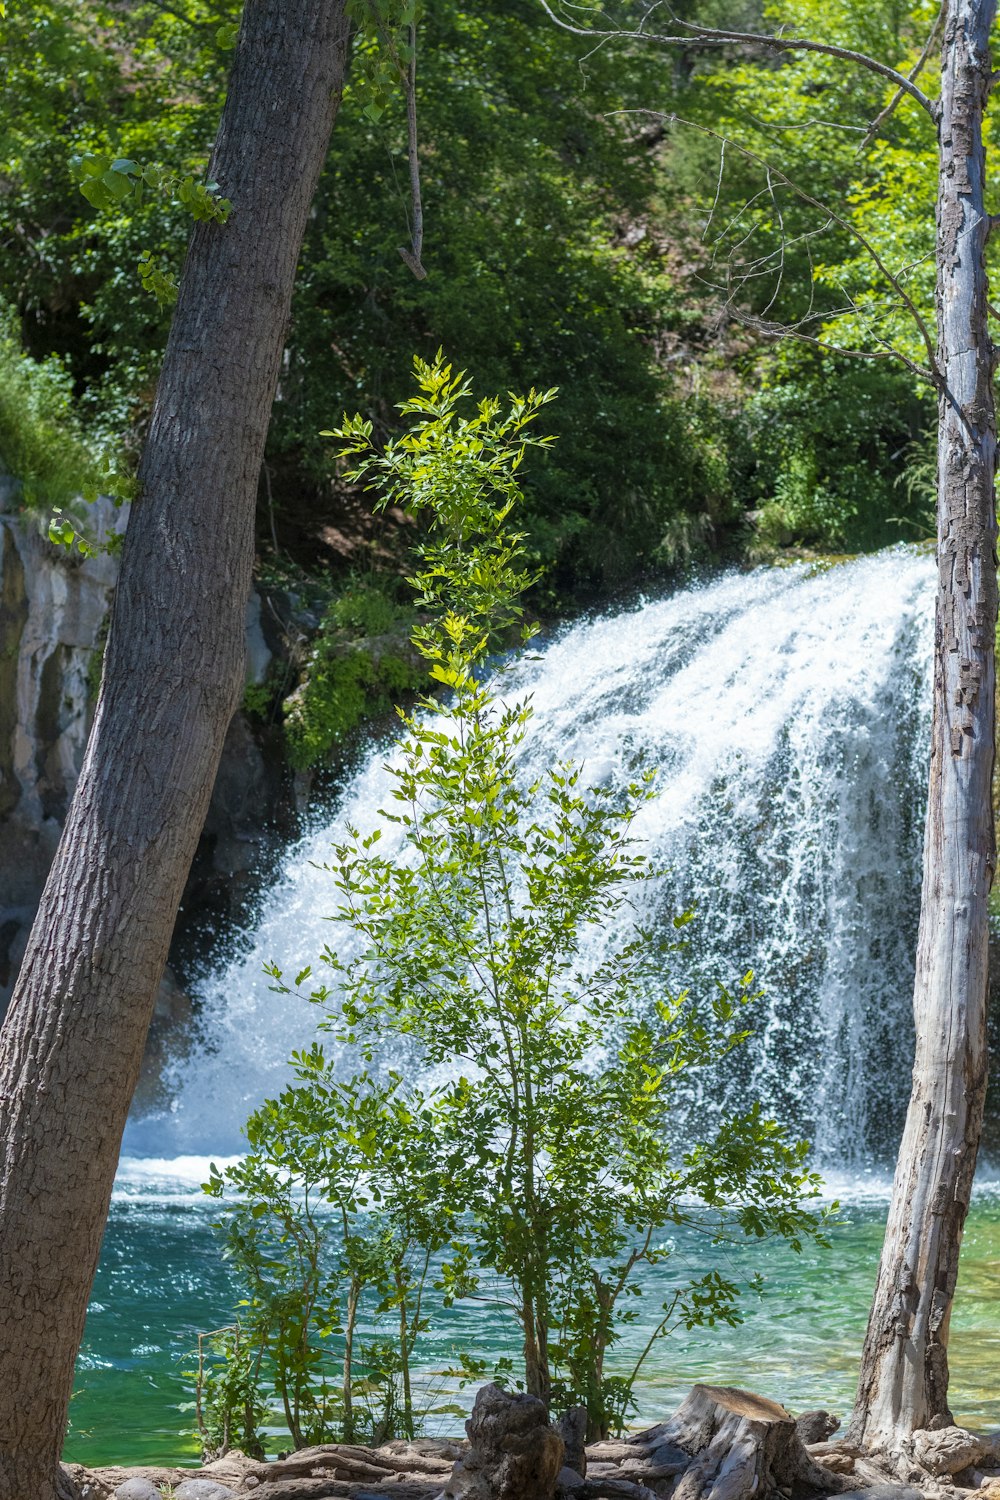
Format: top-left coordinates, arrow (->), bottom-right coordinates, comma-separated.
731,313 -> 930,377
622,109 -> 940,382
263,461 -> 279,556
857,0 -> 946,153
704,138 -> 726,241
759,166 -> 786,319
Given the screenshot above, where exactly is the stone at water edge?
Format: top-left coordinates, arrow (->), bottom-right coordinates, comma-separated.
441,1383 -> 564,1500
173,1482 -> 234,1500
796,1411 -> 841,1445
113,1482 -> 161,1500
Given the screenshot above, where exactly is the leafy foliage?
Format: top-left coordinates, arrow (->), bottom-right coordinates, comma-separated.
0,0 -> 954,681
0,306 -> 95,512
742,350 -> 933,552
0,0 -> 758,587
194,1324 -> 269,1462
639,0 -> 952,553
283,585 -> 423,770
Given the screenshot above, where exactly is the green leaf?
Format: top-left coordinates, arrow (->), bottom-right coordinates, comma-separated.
100,168 -> 132,202
78,178 -> 110,209
78,152 -> 110,178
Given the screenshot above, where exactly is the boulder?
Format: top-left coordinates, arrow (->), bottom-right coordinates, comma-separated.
913,1426 -> 991,1477
114,1483 -> 163,1500
796,1411 -> 841,1445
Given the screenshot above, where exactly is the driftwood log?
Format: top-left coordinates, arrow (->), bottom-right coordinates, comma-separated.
60,1384 -> 1000,1500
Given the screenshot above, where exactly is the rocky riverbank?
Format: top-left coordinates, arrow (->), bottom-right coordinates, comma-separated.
0,495 -> 292,1066
61,1384 -> 1000,1500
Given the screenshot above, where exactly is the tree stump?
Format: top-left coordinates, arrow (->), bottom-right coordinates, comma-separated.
636,1384 -> 851,1500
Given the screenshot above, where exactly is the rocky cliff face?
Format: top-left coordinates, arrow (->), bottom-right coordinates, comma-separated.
0,493 -> 121,1010
0,492 -> 294,1081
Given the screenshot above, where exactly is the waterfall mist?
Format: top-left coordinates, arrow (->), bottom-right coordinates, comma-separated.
127,550 -> 934,1169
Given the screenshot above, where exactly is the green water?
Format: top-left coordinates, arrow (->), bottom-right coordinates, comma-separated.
64,1174 -> 1000,1470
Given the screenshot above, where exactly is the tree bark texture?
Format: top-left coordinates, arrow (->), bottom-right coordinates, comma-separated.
0,4 -> 351,1495
646,1385 -> 846,1500
848,0 -> 998,1452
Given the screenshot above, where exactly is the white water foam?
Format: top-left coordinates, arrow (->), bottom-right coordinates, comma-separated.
126,550 -> 935,1167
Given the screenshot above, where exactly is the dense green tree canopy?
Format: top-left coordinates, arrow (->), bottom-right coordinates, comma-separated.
0,0 -> 975,591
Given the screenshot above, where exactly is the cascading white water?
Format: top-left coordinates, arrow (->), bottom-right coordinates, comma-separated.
126,548 -> 935,1168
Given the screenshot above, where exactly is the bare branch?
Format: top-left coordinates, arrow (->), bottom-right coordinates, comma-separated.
617,108 -> 940,382
704,138 -> 726,241
760,166 -> 787,318
857,0 -> 946,153
537,0 -> 938,121
749,319 -> 933,383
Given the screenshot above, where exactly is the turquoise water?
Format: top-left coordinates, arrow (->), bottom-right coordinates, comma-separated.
65,1170 -> 1000,1469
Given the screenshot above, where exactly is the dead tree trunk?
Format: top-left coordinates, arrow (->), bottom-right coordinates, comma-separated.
847,0 -> 998,1452
0,3 -> 351,1496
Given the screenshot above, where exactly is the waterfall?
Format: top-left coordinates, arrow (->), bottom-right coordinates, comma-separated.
126,549 -> 935,1169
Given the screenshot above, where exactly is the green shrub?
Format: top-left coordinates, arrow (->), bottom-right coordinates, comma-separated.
283,584 -> 423,770
0,310 -> 95,512
741,351 -> 934,553
204,1061 -> 463,1454
255,357 -> 835,1444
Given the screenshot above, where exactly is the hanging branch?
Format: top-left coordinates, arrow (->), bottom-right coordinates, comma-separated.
856,0 -> 947,153
358,0 -> 426,278
537,1 -> 938,121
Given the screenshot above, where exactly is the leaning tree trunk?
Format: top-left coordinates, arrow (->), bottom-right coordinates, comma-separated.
847,0 -> 998,1454
0,3 -> 350,1495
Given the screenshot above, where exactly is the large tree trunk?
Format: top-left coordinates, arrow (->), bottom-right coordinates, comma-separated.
847,0 -> 998,1453
0,3 -> 350,1495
